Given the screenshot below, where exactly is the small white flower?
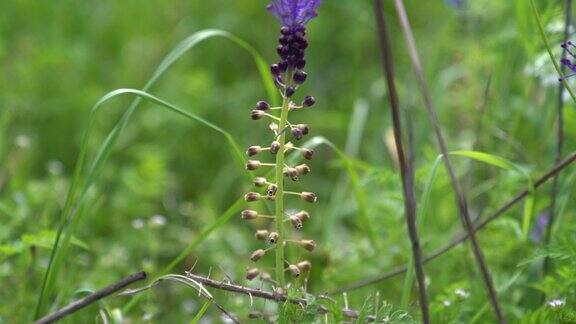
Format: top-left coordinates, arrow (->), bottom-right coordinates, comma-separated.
548,298 -> 566,308
443,300 -> 452,307
132,218 -> 145,229
150,214 -> 166,227
454,288 -> 470,299
15,135 -> 31,149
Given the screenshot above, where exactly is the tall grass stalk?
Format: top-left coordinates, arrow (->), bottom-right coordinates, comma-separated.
374,1 -> 430,322
392,1 -> 506,322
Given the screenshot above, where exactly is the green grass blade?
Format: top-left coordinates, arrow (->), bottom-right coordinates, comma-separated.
35,29 -> 275,319
191,301 -> 212,324
400,155 -> 443,310
450,150 -> 535,240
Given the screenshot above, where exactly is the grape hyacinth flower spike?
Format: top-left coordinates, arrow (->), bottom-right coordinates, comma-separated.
242,0 -> 322,288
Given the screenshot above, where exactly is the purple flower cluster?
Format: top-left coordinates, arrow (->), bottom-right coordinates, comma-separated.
560,42 -> 576,80
268,0 -> 322,97
267,0 -> 322,27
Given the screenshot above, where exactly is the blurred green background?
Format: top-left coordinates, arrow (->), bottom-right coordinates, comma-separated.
2,0 -> 576,322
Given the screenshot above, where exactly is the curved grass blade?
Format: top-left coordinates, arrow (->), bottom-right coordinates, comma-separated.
35,29 -> 276,319
450,151 -> 535,240
191,301 -> 212,324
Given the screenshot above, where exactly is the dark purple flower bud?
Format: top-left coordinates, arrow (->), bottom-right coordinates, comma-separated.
279,35 -> 289,45
280,26 -> 291,35
270,63 -> 281,75
267,0 -> 323,27
302,95 -> 316,107
278,61 -> 288,72
251,110 -> 265,120
295,59 -> 306,69
293,70 -> 308,84
270,141 -> 280,154
277,45 -> 289,56
256,100 -> 270,110
292,127 -> 303,140
285,86 -> 295,97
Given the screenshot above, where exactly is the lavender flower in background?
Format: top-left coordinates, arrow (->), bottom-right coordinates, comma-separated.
560,41 -> 576,80
530,212 -> 549,243
444,0 -> 465,10
548,298 -> 566,308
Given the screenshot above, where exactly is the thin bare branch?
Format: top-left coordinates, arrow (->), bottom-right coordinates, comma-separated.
392,1 -> 506,322
373,1 -> 430,322
330,152 -> 576,294
35,271 -> 147,324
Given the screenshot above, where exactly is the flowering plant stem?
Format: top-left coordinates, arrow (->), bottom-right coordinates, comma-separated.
274,74 -> 293,288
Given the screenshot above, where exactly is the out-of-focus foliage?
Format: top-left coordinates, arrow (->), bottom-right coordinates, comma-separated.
1,0 -> 575,322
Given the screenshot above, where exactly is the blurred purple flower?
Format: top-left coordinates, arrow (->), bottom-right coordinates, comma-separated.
560,42 -> 576,80
267,0 -> 323,27
445,0 -> 465,9
531,212 -> 549,243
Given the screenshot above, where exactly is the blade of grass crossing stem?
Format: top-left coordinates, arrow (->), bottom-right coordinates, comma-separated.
35,29 -> 276,319
530,0 -> 576,103
450,151 -> 535,240
400,155 -> 443,310
191,301 -> 212,324
306,136 -> 381,249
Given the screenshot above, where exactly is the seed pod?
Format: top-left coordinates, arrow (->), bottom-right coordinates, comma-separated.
250,249 -> 266,262
288,264 -> 301,277
245,192 -> 261,202
246,160 -> 261,171
283,167 -> 299,181
254,177 -> 267,187
241,209 -> 258,220
296,124 -> 310,135
303,95 -> 316,107
297,260 -> 312,271
291,127 -> 303,140
290,215 -> 303,229
251,110 -> 265,120
295,164 -> 310,175
300,239 -> 316,252
246,268 -> 260,280
294,210 -> 310,221
268,231 -> 279,244
260,271 -> 272,281
246,146 -> 261,156
254,229 -> 269,240
266,184 -> 278,197
256,100 -> 270,111
301,192 -> 317,203
270,141 -> 280,154
301,148 -> 314,160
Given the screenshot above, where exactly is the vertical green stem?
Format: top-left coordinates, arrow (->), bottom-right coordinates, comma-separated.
274,82 -> 291,288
